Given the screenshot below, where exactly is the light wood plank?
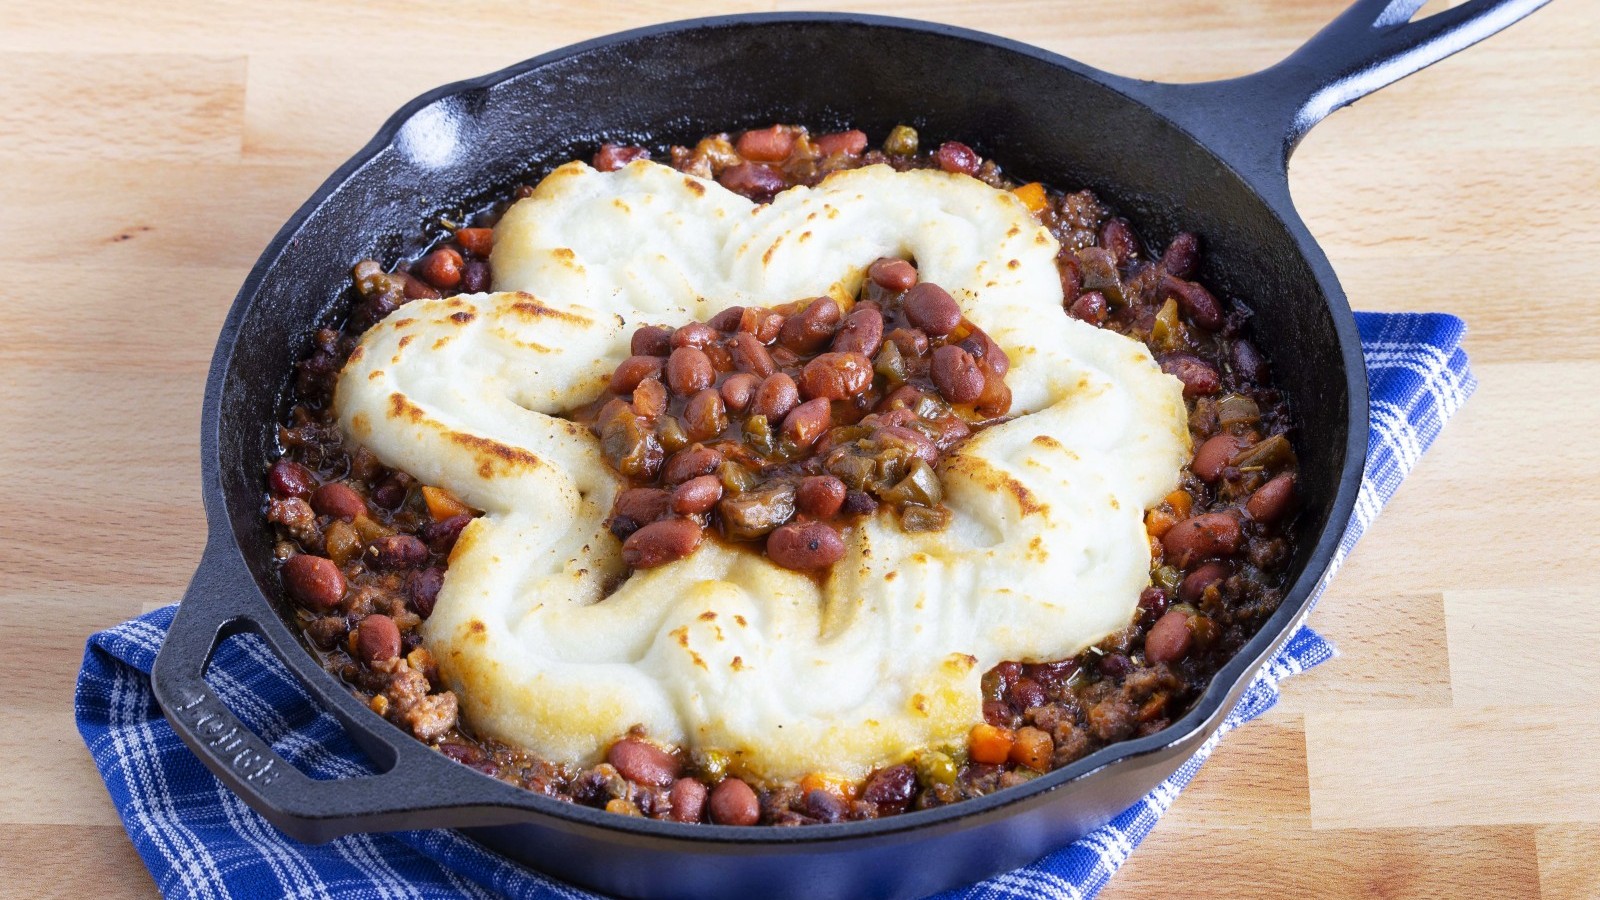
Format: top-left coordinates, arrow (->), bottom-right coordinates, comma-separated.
0,53 -> 246,161
1447,588 -> 1600,709
1104,825 -> 1540,900
1305,706 -> 1600,829
1537,825 -> 1600,900
0,825 -> 156,899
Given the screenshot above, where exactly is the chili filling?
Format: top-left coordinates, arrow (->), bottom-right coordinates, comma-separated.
265,122 -> 1298,826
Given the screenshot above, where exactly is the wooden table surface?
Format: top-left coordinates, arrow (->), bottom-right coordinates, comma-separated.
3,0 -> 1596,897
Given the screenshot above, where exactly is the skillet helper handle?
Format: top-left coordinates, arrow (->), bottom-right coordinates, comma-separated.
152,541 -> 536,842
1137,0 -> 1551,176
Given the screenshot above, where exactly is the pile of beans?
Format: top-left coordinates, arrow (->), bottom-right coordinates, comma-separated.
579,259 -> 1012,574
264,121 -> 1300,827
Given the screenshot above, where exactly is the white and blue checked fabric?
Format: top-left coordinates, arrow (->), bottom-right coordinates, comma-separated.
75,311 -> 1476,900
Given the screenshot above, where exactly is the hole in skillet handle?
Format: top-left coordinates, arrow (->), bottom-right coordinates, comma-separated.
151,540 -> 542,843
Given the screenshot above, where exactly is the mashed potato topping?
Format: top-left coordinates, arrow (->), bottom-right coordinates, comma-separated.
334,160 -> 1189,780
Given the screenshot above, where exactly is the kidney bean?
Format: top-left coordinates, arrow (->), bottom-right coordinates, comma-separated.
614,487 -> 672,526
417,248 -> 463,290
936,141 -> 981,176
1160,353 -> 1221,397
861,764 -> 916,812
1144,610 -> 1193,663
718,162 -> 786,201
799,351 -> 873,400
1069,290 -> 1107,324
1099,218 -> 1138,267
1162,273 -> 1223,331
308,482 -> 364,521
959,329 -> 1010,378
682,390 -> 728,442
631,325 -> 673,357
282,554 -> 344,611
672,475 -> 724,515
460,259 -> 490,293
356,614 -> 401,664
867,257 -> 918,292
666,347 -> 714,396
1193,434 -> 1250,482
781,399 -> 832,448
1009,677 -> 1047,710
842,490 -> 878,516
1180,561 -> 1230,604
268,459 -> 315,498
1232,339 -> 1267,384
729,332 -> 777,378
704,343 -> 734,373
370,476 -> 408,510
719,372 -> 759,413
1161,512 -> 1243,567
815,129 -> 868,157
609,355 -> 666,394
1247,474 -> 1296,523
1099,652 -> 1133,678
778,297 -> 842,353
401,272 -> 440,301
832,306 -> 885,357
1138,586 -> 1169,624
796,475 -> 847,518
594,143 -> 650,171
406,567 -> 444,618
422,514 -> 471,552
670,777 -> 709,823
662,446 -> 724,485
736,125 -> 795,162
707,306 -> 746,332
886,327 -> 929,358
671,322 -> 717,350
632,377 -> 667,419
903,283 -> 962,337
767,521 -> 846,570
878,425 -> 938,463
739,307 -> 785,343
751,373 -> 799,421
607,738 -> 682,787
806,789 -> 844,823
1162,232 -> 1200,279
930,345 -> 985,404
622,518 -> 703,569
454,227 -> 494,257
368,534 -> 429,570
710,777 -> 760,826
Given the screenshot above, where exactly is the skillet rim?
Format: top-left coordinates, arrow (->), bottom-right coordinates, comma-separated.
193,10 -> 1369,846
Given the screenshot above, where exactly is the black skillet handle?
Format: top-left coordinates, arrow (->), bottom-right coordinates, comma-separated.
1132,0 -> 1550,179
151,540 -> 538,842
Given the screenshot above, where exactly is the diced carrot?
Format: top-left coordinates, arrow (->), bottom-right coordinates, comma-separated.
798,771 -> 854,800
1145,508 -> 1179,538
422,485 -> 472,521
969,723 -> 1015,765
1011,181 -> 1048,213
1010,726 -> 1054,772
1164,489 -> 1193,520
1137,693 -> 1170,723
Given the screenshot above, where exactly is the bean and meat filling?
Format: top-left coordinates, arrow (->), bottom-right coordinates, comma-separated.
573,263 -> 1011,574
265,123 -> 1299,826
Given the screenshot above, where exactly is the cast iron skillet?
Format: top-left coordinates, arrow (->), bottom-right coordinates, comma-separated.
151,1 -> 1545,897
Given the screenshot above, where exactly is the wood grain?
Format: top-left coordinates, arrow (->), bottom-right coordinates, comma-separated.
2,0 -> 1595,896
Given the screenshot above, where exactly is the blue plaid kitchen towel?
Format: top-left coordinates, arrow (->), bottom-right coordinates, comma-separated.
76,311 -> 1475,899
